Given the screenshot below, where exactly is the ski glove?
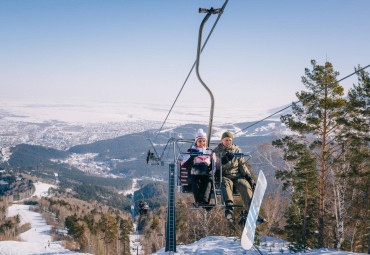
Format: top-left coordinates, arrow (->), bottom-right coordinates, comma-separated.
188,148 -> 199,154
245,174 -> 256,191
183,156 -> 196,168
182,149 -> 199,168
221,152 -> 234,165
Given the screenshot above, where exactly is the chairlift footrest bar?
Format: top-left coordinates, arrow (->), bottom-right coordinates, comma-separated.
196,203 -> 216,207
229,205 -> 243,208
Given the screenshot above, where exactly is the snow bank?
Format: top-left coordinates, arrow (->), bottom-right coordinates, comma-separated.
153,236 -> 246,254
32,182 -> 56,198
152,236 -> 366,255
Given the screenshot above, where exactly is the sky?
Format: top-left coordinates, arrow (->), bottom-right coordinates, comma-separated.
1,0 -> 369,124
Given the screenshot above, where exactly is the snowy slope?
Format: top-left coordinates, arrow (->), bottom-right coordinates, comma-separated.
125,178 -> 144,255
32,182 -> 56,198
0,182 -> 89,255
152,236 -> 364,255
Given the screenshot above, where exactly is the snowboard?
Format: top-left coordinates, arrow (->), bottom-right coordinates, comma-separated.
241,170 -> 267,250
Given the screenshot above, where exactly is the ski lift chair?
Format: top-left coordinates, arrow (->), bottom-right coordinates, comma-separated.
176,139 -> 251,209
178,163 -> 193,193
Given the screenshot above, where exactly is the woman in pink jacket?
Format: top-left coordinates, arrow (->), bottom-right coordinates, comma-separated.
182,129 -> 216,208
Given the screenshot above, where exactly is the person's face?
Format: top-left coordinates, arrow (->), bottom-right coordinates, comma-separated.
196,138 -> 207,148
222,137 -> 233,148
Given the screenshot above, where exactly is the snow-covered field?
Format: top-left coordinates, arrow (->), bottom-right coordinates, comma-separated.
0,182 -> 89,255
32,182 -> 56,198
152,236 -> 365,255
0,99 -> 279,126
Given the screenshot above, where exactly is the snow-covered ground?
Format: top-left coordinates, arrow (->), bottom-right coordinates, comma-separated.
130,223 -> 144,255
152,236 -> 365,255
32,181 -> 56,198
0,182 -> 89,255
122,178 -> 141,196
0,99 -> 277,125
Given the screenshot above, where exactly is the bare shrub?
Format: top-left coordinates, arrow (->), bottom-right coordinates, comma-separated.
63,238 -> 79,251
18,223 -> 31,234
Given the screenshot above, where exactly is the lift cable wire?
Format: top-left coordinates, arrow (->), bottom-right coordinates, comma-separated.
154,0 -> 230,140
234,64 -> 370,136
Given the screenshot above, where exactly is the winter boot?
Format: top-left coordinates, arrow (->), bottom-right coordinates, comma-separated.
238,210 -> 248,226
224,202 -> 234,222
256,216 -> 267,225
224,209 -> 234,222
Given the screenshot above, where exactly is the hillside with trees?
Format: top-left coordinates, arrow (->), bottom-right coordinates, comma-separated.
8,144 -> 70,168
36,194 -> 133,254
73,184 -> 132,211
134,181 -> 168,209
1,145 -> 132,191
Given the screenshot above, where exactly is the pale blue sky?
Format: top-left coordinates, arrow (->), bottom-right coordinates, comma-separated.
1,0 -> 369,122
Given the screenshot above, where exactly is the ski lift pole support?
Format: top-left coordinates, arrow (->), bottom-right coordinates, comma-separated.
196,7 -> 222,147
165,138 -> 177,253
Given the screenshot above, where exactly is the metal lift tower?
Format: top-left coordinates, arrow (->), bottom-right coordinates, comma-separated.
165,163 -> 176,253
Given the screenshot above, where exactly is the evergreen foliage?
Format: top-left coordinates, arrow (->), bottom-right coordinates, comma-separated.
74,184 -> 131,211
273,137 -> 318,249
8,144 -> 70,167
134,182 -> 168,209
274,61 -> 369,252
335,66 -> 369,252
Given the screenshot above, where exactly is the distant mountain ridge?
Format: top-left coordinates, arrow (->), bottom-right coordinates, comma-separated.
3,120 -> 286,195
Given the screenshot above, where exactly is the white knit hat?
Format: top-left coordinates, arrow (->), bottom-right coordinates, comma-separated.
195,128 -> 207,141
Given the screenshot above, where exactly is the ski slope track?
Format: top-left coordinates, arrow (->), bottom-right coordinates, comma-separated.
0,182 -> 90,255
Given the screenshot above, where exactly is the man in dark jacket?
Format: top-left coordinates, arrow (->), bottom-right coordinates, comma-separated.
214,131 -> 257,224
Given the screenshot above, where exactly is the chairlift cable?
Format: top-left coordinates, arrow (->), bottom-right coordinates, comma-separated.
154,0 -> 230,140
234,64 -> 370,136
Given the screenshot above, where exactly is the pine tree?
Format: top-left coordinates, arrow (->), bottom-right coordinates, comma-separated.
276,60 -> 346,247
273,136 -> 318,249
119,218 -> 133,255
336,66 -> 369,252
98,213 -> 118,255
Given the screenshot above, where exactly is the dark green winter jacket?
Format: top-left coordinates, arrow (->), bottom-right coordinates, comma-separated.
214,143 -> 251,179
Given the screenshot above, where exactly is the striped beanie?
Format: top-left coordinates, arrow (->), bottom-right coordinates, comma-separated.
195,129 -> 207,141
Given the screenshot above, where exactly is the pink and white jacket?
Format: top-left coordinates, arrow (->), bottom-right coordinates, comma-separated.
181,144 -> 216,175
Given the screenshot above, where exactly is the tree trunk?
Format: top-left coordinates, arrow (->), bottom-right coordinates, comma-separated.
302,169 -> 308,246
337,177 -> 345,250
367,229 -> 370,255
319,89 -> 328,248
351,219 -> 359,252
333,179 -> 339,249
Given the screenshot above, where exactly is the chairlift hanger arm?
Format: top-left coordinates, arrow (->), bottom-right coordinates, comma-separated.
147,139 -> 160,159
196,7 -> 221,148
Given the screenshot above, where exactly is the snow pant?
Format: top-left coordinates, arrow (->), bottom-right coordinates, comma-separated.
221,177 -> 253,211
189,175 -> 212,204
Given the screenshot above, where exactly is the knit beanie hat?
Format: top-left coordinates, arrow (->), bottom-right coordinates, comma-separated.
195,129 -> 207,141
221,131 -> 233,139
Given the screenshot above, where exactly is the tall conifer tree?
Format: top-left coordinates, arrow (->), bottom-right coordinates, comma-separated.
273,136 -> 318,249
277,60 -> 346,247
336,67 -> 369,252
